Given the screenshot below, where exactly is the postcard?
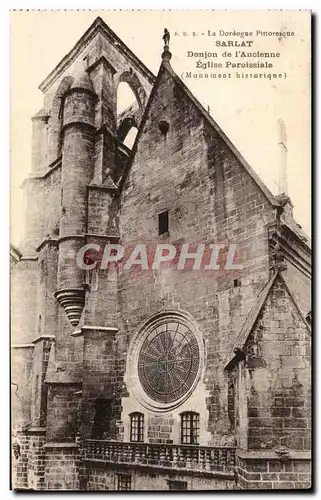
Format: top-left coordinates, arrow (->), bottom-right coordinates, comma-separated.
10,10 -> 311,491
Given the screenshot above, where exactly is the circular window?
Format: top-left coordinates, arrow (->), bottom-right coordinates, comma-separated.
128,311 -> 204,412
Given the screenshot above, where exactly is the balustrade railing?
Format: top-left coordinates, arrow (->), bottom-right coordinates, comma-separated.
84,440 -> 235,473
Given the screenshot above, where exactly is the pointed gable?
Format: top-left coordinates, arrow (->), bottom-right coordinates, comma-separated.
225,271 -> 311,370
39,17 -> 155,94
120,59 -> 279,210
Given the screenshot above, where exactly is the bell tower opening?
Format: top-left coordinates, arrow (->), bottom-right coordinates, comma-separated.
116,82 -> 140,149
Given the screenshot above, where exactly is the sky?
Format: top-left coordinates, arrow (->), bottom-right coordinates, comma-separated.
10,10 -> 311,245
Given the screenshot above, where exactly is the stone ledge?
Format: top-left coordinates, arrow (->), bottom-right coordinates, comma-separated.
82,325 -> 118,332
45,377 -> 82,385
70,328 -> 82,338
20,255 -> 39,262
86,183 -> 119,194
83,458 -> 235,480
237,449 -> 311,461
21,157 -> 62,184
56,233 -> 121,245
71,325 -> 118,337
26,427 -> 47,434
36,238 -> 58,252
43,442 -> 79,449
85,233 -> 120,241
11,344 -> 34,349
58,234 -> 86,244
16,427 -> 46,435
32,335 -> 55,344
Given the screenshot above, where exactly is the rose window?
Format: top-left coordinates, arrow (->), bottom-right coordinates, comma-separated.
128,312 -> 203,412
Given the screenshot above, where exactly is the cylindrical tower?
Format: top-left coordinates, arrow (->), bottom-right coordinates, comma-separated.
55,72 -> 97,326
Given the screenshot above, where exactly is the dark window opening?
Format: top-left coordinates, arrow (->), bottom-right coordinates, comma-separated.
181,412 -> 199,445
38,315 -> 42,335
233,278 -> 241,288
168,480 -> 187,491
83,54 -> 90,67
228,379 -> 236,431
130,412 -> 144,442
306,312 -> 311,326
158,210 -> 169,235
91,399 -> 112,439
117,473 -> 131,491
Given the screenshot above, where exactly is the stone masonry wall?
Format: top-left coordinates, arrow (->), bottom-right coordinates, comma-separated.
236,454 -> 311,490
86,465 -> 235,491
245,275 -> 311,453
284,259 -> 311,317
11,260 -> 38,345
117,63 -> 276,445
45,384 -> 82,442
11,346 -> 34,428
43,445 -> 80,490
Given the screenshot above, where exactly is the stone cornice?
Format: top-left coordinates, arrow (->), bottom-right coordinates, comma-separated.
280,222 -> 311,257
45,378 -> 83,386
36,238 -> 58,253
70,325 -> 118,338
11,343 -> 34,349
61,120 -> 96,137
85,233 -> 120,241
56,233 -> 120,244
32,335 -> 55,345
35,233 -> 121,253
64,86 -> 98,100
21,157 -> 62,187
12,337 -> 55,353
236,449 -> 311,461
58,234 -> 86,244
20,255 -> 39,261
269,225 -> 311,278
25,427 -> 47,434
10,244 -> 22,261
87,183 -> 118,194
43,442 -> 79,449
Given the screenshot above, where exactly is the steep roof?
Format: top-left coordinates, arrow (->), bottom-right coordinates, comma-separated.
39,16 -> 155,93
120,59 -> 280,209
162,62 -> 280,208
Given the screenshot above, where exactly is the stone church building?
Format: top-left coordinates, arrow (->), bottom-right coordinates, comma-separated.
11,17 -> 311,491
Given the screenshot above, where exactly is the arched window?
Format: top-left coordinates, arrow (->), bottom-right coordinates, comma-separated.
117,82 -> 137,115
116,76 -> 144,149
47,76 -> 74,164
129,412 -> 144,442
123,126 -> 138,149
180,412 -> 199,445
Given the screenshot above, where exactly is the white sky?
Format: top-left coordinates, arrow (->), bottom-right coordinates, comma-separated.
10,10 -> 311,246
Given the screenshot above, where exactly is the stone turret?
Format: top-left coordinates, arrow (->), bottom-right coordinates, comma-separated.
55,71 -> 97,326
